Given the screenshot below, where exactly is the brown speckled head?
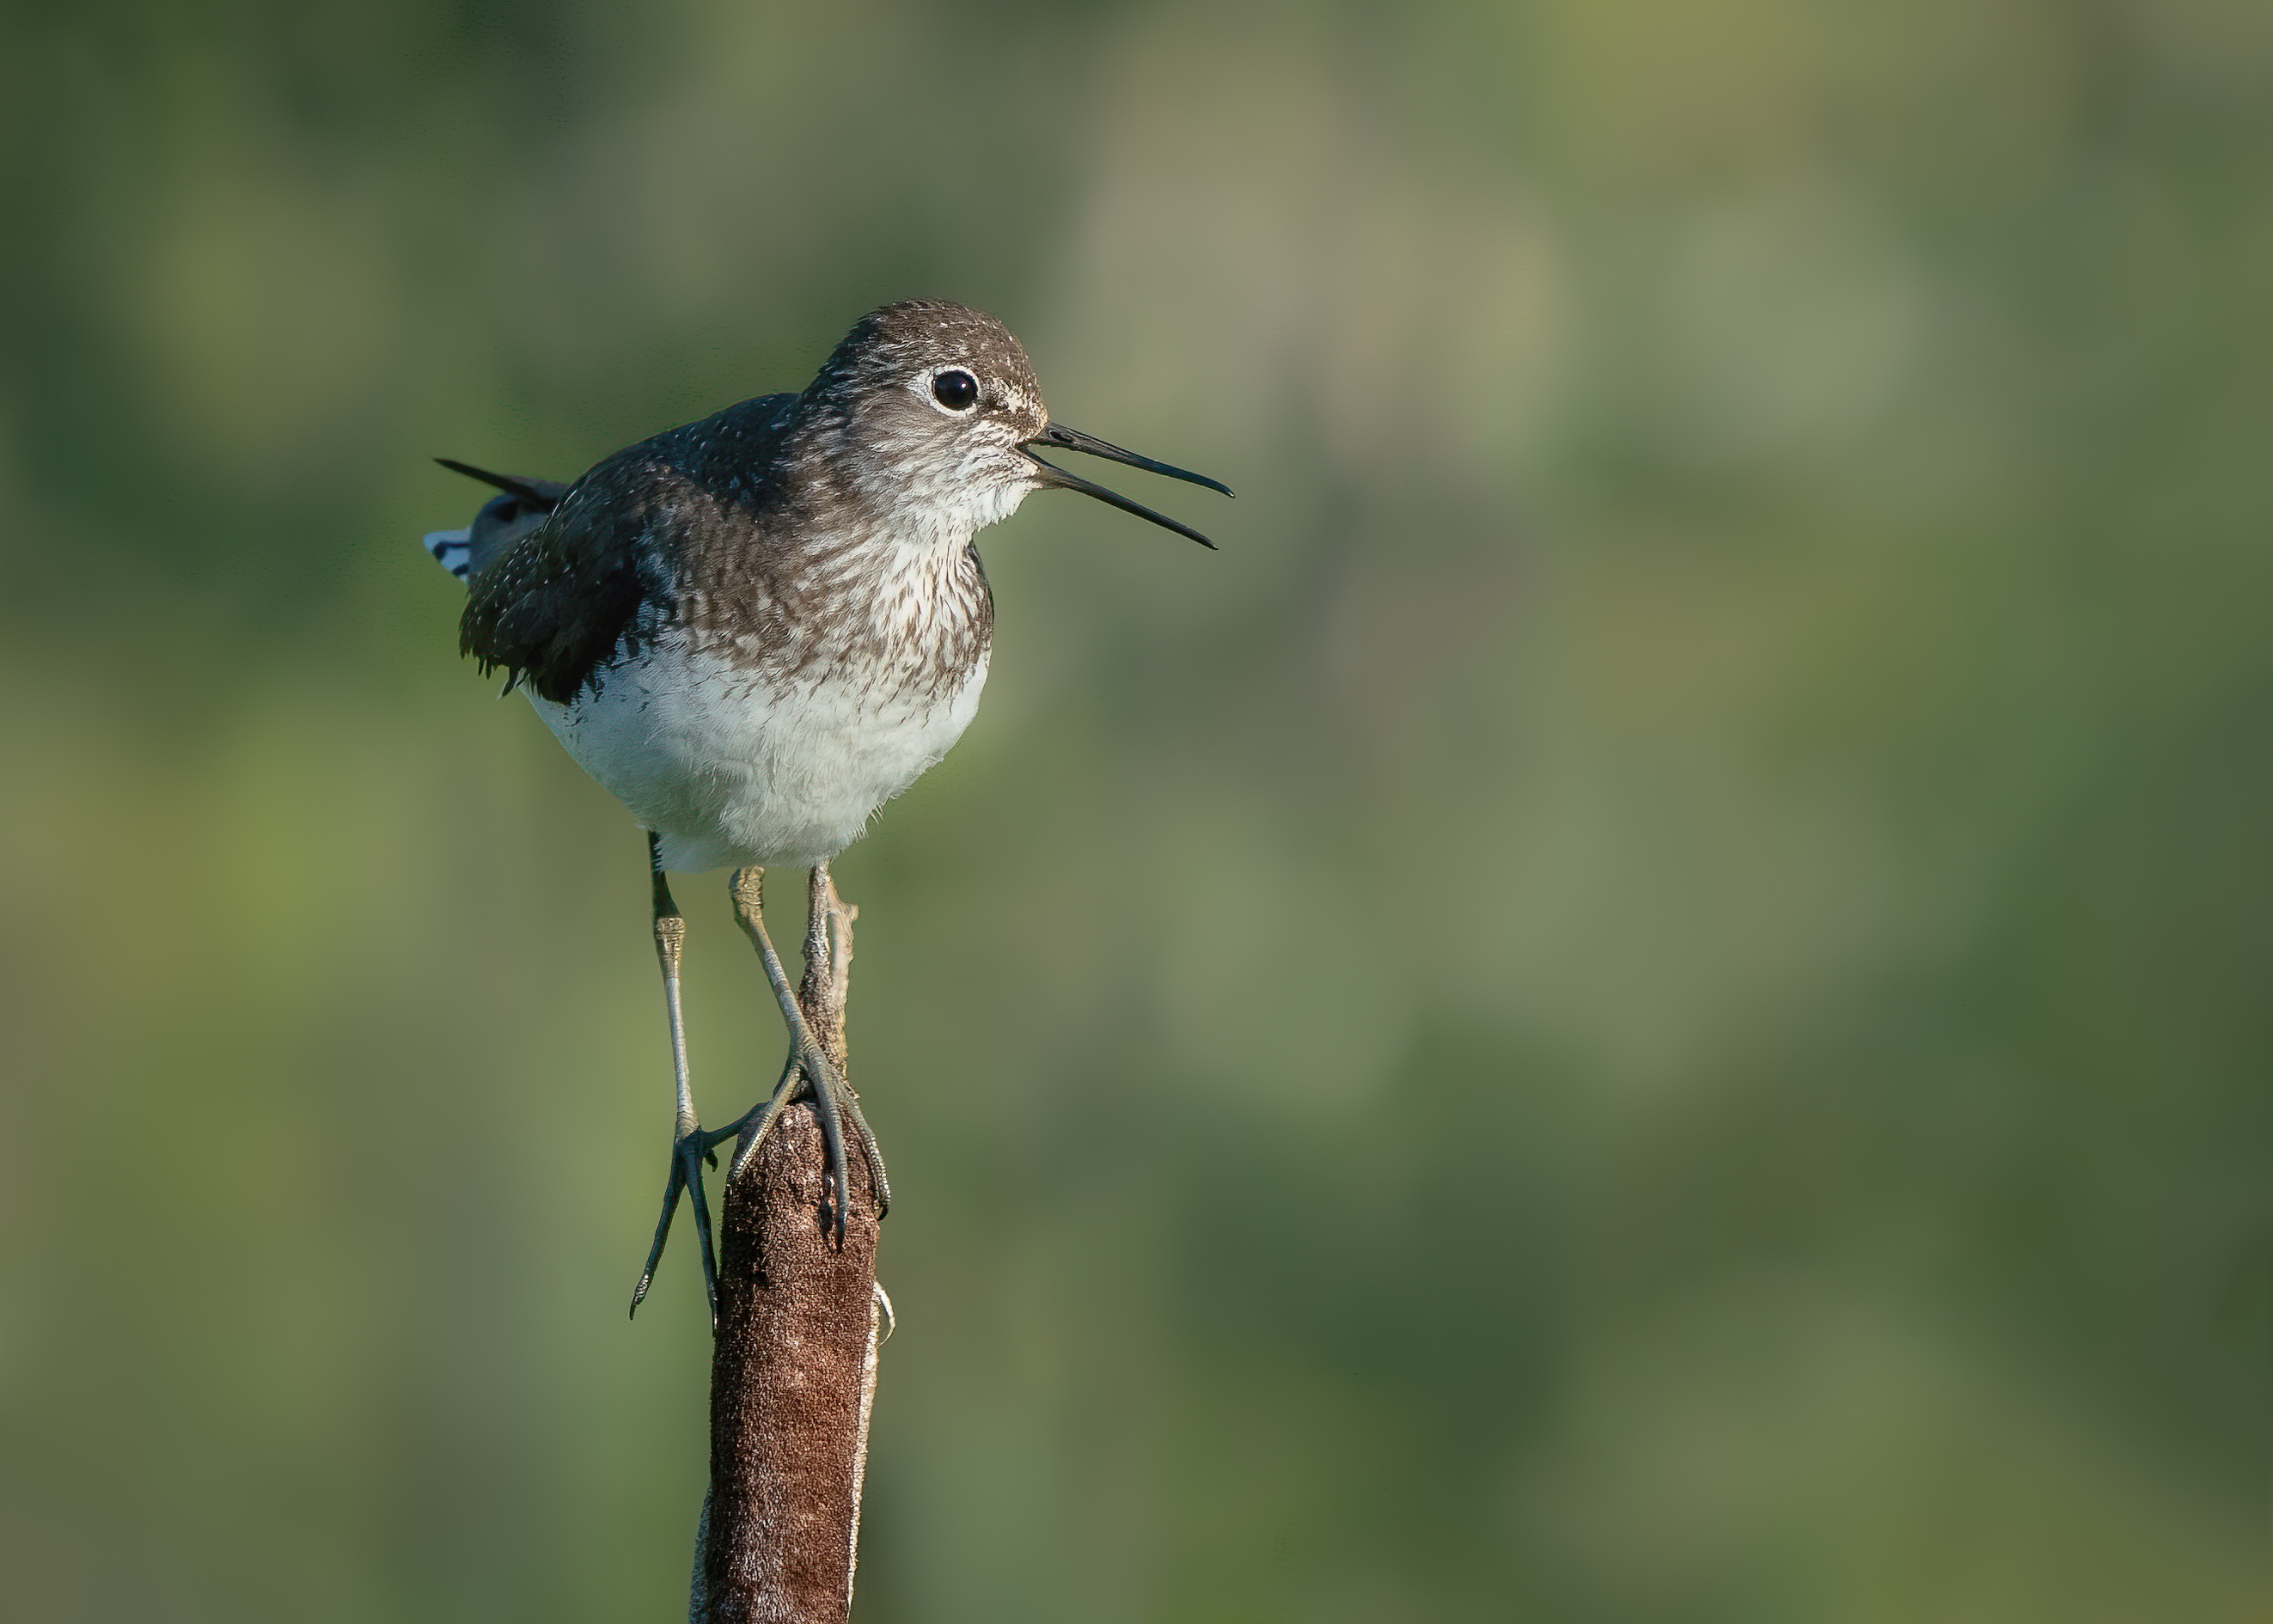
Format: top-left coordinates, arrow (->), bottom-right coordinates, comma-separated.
807,300 -> 1048,429
796,301 -> 1051,528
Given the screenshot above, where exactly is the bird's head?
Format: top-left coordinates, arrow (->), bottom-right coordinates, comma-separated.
803,299 -> 1229,548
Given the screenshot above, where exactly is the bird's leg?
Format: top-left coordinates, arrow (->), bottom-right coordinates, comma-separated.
630,833 -> 725,1320
719,864 -> 891,1241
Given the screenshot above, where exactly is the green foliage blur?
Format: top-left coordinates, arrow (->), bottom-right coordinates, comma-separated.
4,1 -> 2271,1618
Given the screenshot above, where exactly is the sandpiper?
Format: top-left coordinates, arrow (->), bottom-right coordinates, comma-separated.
421,299 -> 1229,1316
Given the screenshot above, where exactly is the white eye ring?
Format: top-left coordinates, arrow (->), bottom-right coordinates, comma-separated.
927,368 -> 981,414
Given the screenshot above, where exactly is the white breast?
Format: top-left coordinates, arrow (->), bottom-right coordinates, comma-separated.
530,627 -> 990,873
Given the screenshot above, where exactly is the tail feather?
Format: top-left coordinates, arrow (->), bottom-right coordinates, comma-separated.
425,525 -> 476,581
422,461 -> 571,588
433,459 -> 573,508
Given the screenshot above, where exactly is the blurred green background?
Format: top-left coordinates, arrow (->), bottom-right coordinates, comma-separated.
4,1 -> 2271,1619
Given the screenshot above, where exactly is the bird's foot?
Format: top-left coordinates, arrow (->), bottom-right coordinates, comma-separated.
627,1041 -> 891,1322
725,1037 -> 892,1243
628,1120 -> 737,1321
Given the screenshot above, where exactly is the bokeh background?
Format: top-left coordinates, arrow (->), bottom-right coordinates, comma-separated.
4,1 -> 2271,1619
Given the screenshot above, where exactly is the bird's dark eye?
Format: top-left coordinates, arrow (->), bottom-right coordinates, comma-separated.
932,369 -> 979,411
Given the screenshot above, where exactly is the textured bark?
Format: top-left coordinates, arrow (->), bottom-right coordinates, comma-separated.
697,876 -> 881,1624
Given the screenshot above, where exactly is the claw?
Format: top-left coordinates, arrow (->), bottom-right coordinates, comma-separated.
722,1036 -> 891,1243
631,1127 -> 728,1321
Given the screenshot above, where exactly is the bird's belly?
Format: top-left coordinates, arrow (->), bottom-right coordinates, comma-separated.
529,638 -> 989,872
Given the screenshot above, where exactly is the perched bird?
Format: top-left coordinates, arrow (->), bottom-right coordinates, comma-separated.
422,299 -> 1229,1315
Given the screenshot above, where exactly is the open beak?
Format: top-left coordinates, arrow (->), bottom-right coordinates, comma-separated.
1023,421 -> 1232,550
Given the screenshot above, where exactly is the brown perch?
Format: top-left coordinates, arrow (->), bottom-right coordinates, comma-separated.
694,866 -> 883,1624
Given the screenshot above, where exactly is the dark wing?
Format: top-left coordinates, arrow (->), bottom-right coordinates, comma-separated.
460,443 -> 667,705
457,394 -> 799,705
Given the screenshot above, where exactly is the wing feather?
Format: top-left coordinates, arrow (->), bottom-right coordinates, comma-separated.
455,394 -> 799,705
